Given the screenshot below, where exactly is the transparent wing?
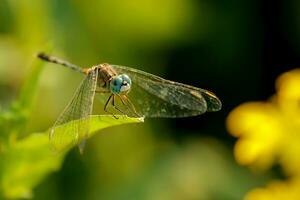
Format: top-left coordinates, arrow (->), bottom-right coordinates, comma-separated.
111,65 -> 221,118
50,68 -> 98,151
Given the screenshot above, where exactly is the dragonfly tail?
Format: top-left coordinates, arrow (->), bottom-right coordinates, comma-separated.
37,52 -> 84,74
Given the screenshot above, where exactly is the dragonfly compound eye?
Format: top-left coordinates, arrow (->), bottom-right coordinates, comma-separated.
120,74 -> 132,85
120,74 -> 131,93
110,74 -> 131,94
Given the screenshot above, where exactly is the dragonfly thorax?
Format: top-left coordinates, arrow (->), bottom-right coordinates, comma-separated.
94,64 -> 132,94
94,63 -> 118,90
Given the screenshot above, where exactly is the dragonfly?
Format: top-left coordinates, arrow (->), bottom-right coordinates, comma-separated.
37,52 -> 221,152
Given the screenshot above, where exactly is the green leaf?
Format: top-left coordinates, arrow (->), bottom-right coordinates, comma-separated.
0,115 -> 143,199
50,115 -> 144,152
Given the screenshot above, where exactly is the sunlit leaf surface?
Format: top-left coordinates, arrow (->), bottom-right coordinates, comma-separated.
0,115 -> 143,199
50,115 -> 144,152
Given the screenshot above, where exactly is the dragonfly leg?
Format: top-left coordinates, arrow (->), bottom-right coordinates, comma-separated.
104,94 -> 118,119
112,95 -> 128,116
122,95 -> 140,118
116,95 -> 132,114
117,95 -> 138,117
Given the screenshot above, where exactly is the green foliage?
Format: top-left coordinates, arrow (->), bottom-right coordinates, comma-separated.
50,115 -> 143,153
0,58 -> 143,199
0,133 -> 65,199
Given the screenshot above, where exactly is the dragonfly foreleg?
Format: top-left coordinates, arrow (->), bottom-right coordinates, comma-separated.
104,94 -> 118,119
111,95 -> 128,116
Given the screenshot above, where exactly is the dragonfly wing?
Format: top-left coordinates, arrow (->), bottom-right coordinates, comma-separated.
197,88 -> 222,112
112,65 -> 221,118
50,68 -> 98,151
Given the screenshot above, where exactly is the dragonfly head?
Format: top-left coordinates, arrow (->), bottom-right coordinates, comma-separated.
110,74 -> 132,94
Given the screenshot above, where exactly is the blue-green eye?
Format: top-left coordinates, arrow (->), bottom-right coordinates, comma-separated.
120,74 -> 132,85
110,74 -> 132,94
110,77 -> 122,93
112,77 -> 122,86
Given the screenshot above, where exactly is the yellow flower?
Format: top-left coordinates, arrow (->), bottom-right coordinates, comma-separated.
227,69 -> 300,200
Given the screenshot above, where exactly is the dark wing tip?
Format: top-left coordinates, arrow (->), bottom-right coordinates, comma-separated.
202,90 -> 222,112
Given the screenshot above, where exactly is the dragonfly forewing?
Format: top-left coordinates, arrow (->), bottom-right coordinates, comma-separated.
50,68 -> 98,152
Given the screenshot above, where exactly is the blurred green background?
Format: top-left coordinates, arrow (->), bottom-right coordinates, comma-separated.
1,0 -> 300,199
